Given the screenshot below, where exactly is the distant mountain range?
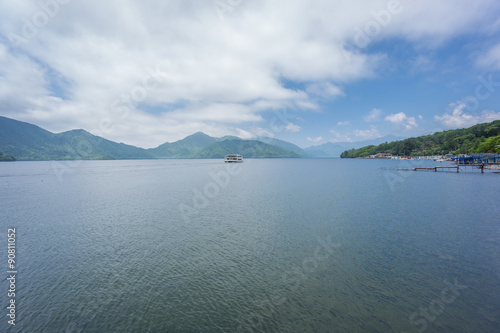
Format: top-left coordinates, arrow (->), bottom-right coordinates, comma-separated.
0,116 -> 302,160
0,116 -> 402,161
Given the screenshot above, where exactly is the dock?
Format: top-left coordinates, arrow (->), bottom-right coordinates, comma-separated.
453,154 -> 500,165
398,165 -> 487,173
397,154 -> 500,173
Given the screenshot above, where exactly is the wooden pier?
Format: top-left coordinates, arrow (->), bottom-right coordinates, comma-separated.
397,164 -> 494,173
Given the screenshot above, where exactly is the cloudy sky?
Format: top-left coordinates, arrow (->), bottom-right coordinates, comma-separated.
1,0 -> 500,148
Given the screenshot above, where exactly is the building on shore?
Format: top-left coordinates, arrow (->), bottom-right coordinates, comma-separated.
368,153 -> 392,159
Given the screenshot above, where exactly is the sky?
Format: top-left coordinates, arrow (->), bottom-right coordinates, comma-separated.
1,0 -> 500,148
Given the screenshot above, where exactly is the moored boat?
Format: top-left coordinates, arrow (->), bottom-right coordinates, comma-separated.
224,154 -> 243,163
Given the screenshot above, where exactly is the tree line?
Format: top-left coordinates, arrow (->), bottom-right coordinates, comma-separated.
0,151 -> 16,161
340,120 -> 500,158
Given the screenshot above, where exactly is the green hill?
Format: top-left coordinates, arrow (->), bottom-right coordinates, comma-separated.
0,116 -> 154,160
0,116 -> 55,160
148,132 -> 217,158
192,139 -> 301,158
0,116 -> 303,160
340,120 -> 500,158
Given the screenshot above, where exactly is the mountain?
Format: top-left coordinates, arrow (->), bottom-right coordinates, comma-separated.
148,132 -> 217,158
305,135 -> 403,157
0,116 -> 154,160
191,139 -> 301,158
340,120 -> 500,158
0,116 -> 302,160
0,115 -> 55,160
257,137 -> 306,156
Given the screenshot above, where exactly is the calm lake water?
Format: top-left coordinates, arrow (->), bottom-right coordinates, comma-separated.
1,159 -> 499,332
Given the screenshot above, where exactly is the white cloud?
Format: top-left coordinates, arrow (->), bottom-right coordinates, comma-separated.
168,103 -> 262,123
364,109 -> 382,122
384,112 -> 418,131
476,43 -> 500,70
385,112 -> 406,123
250,127 -> 275,138
306,82 -> 344,99
228,127 -> 276,140
352,125 -> 381,139
307,136 -> 323,143
285,123 -> 301,132
0,44 -> 51,107
330,126 -> 380,142
382,1 -> 498,45
337,121 -> 350,126
295,100 -> 320,110
233,129 -> 254,140
0,0 -> 497,146
329,130 -> 353,143
434,101 -> 500,128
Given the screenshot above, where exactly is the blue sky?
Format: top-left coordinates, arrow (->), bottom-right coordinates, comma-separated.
1,0 -> 500,148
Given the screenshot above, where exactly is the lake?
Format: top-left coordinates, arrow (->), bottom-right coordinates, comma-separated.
0,159 -> 499,332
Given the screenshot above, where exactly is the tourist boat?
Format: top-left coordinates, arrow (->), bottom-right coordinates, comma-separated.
224,154 -> 243,163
